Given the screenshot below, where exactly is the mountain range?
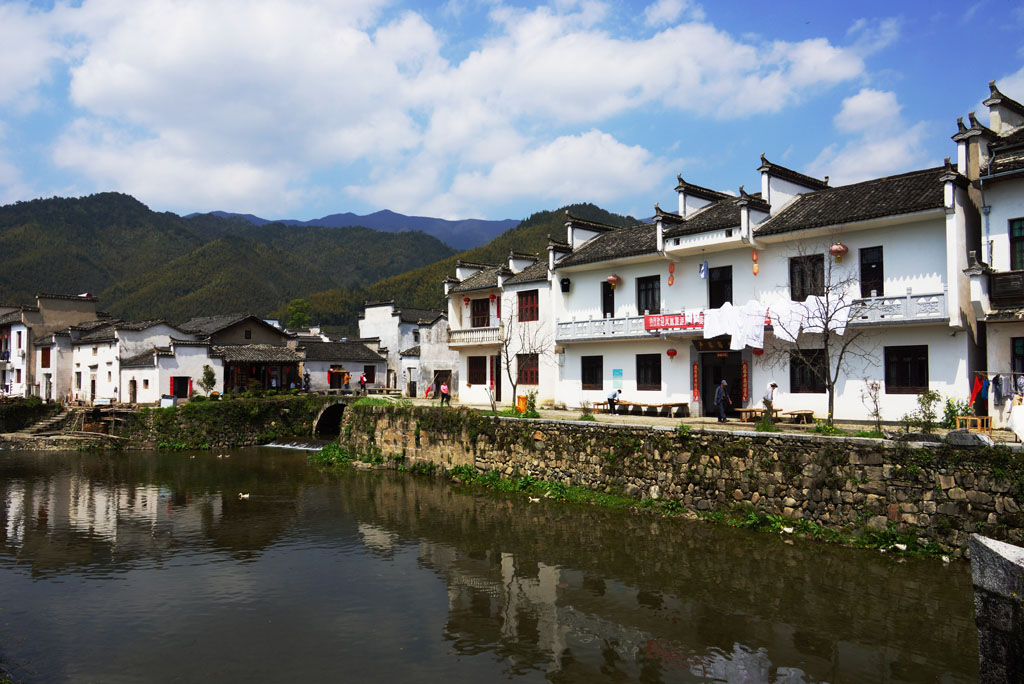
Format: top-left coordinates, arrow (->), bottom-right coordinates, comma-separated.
194,209 -> 519,250
1,193 -> 635,333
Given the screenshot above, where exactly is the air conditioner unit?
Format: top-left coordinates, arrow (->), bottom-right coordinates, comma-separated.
18,349 -> 25,358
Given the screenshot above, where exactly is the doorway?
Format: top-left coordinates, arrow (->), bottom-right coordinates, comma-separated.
489,355 -> 502,403
602,281 -> 615,318
700,350 -> 742,416
708,266 -> 733,309
129,379 -> 137,404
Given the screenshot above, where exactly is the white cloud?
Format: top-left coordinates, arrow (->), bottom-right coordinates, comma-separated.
0,2 -> 67,111
834,88 -> 901,134
4,0 -> 879,216
808,89 -> 930,186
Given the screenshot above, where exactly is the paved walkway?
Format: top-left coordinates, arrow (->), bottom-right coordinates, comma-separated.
398,397 -> 1022,443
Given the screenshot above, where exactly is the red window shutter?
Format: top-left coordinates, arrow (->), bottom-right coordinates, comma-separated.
188,379 -> 193,395
170,378 -> 174,395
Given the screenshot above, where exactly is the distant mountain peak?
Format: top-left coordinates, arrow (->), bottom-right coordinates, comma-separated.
191,209 -> 518,250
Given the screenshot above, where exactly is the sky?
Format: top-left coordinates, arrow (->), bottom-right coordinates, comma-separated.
1,0 -> 1023,223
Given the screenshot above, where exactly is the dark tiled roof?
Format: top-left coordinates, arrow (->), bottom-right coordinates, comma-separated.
986,307 -> 1024,322
505,260 -> 548,284
212,344 -> 303,363
115,319 -> 169,331
120,349 -> 159,368
755,167 -> 947,237
674,175 -> 731,201
0,310 -> 23,325
758,155 -> 829,189
556,223 -> 658,268
75,320 -> 123,344
987,127 -> 1024,176
179,313 -> 282,337
449,265 -> 510,293
397,307 -> 443,324
663,199 -> 741,238
564,212 -> 620,232
985,81 -> 1024,118
400,346 -> 421,357
37,292 -> 99,303
72,318 -> 118,332
298,341 -> 384,362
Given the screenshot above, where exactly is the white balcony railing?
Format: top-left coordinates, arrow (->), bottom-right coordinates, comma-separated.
849,289 -> 947,325
449,326 -> 502,346
555,290 -> 948,343
556,315 -> 662,342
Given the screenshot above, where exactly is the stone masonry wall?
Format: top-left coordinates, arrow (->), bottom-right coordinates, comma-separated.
342,406 -> 1024,555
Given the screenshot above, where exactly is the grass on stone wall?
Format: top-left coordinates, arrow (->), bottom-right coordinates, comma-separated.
445,464 -> 636,509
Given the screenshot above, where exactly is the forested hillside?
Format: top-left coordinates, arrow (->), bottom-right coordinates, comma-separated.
300,203 -> 637,332
0,193 -> 455,320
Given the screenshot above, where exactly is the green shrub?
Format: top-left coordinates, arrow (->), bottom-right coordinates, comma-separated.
810,420 -> 846,436
351,396 -> 394,407
941,396 -> 972,429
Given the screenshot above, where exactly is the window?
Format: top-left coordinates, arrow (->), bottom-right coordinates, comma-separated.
1012,218 -> 1024,271
92,346 -> 98,356
636,354 -> 661,391
517,353 -> 539,385
860,246 -> 884,298
15,369 -> 21,383
636,276 -> 661,314
107,371 -> 112,382
75,372 -> 81,389
143,379 -> 149,389
790,254 -> 824,302
581,356 -> 603,390
471,299 -> 490,328
413,330 -> 420,343
518,290 -> 539,322
363,365 -> 376,383
790,349 -> 826,393
884,345 -> 929,394
1013,338 -> 1024,375
244,329 -> 252,340
708,266 -> 733,309
16,331 -> 22,349
468,356 -> 487,384
41,347 -> 50,369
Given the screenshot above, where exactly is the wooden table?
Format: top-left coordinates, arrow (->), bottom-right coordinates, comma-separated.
784,410 -> 815,424
735,407 -> 782,423
956,415 -> 992,437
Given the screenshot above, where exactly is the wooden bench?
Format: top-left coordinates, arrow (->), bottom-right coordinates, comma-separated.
784,410 -> 815,424
735,407 -> 782,423
956,415 -> 992,437
591,401 -> 689,417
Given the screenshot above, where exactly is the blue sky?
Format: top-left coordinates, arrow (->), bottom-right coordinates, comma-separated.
1,0 -> 1022,222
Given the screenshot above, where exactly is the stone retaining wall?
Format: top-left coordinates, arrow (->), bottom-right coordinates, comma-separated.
341,406 -> 1024,554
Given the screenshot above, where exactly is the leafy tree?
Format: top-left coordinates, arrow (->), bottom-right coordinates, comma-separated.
197,364 -> 217,396
285,298 -> 313,328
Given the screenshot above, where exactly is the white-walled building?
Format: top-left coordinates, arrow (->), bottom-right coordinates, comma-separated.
292,341 -> 386,392
446,253 -> 559,407
70,319 -> 194,403
0,293 -> 100,399
961,81 -> 1024,428
359,301 -> 458,397
120,340 -> 225,403
549,157 -> 980,423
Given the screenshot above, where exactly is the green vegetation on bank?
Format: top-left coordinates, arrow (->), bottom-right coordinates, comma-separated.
0,397 -> 58,433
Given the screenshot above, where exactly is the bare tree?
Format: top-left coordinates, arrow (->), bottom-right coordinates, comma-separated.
497,291 -> 553,408
759,239 -> 878,426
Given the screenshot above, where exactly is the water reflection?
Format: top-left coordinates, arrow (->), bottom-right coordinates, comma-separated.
0,449 -> 977,683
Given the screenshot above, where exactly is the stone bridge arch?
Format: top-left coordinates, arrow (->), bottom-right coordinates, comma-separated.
312,400 -> 347,438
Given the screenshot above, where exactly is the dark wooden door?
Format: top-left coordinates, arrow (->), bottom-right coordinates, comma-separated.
602,281 -> 614,318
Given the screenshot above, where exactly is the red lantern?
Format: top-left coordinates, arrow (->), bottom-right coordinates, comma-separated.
463,297 -> 470,306
489,293 -> 496,301
753,348 -> 764,356
752,250 -> 758,262
829,243 -> 849,262
666,348 -> 677,358
668,263 -> 675,274
607,274 -> 621,290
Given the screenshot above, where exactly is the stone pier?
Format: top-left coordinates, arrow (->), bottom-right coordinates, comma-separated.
970,534 -> 1024,683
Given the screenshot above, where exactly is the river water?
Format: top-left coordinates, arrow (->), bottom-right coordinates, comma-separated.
0,447 -> 977,682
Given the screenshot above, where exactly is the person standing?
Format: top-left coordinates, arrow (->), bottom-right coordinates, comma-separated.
440,381 -> 450,406
763,382 -> 777,411
607,388 -> 622,415
714,379 -> 732,423
359,373 -> 367,395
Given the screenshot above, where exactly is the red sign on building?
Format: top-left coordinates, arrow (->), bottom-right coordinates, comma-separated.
644,312 -> 704,331
741,361 -> 749,402
691,362 -> 699,401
